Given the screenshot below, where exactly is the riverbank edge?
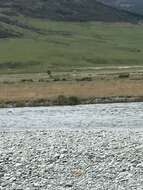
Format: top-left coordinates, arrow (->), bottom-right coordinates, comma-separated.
0,95 -> 143,108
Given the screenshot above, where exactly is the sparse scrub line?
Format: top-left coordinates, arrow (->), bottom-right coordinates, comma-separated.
41,72 -> 143,81
1,72 -> 143,85
0,96 -> 81,108
1,68 -> 143,85
0,95 -> 143,108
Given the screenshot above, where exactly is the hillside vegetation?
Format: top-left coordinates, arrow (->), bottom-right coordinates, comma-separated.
0,0 -> 143,74
0,17 -> 143,74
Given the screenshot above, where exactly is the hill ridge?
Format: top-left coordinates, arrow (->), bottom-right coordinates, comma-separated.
0,0 -> 142,22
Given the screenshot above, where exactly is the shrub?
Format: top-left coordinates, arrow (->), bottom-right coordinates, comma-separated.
57,95 -> 81,105
57,95 -> 68,105
76,77 -> 92,81
47,70 -> 52,78
20,79 -> 33,83
118,73 -> 130,78
68,96 -> 81,105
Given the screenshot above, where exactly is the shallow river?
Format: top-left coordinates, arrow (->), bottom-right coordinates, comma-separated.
0,102 -> 143,129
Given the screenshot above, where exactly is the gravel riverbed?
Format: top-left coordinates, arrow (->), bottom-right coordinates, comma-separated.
1,128 -> 143,190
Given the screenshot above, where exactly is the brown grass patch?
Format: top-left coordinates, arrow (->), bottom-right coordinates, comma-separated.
0,79 -> 143,103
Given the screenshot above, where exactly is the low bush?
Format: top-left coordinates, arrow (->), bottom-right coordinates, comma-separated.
20,79 -> 34,83
118,73 -> 130,78
76,77 -> 92,81
57,95 -> 81,105
68,96 -> 81,105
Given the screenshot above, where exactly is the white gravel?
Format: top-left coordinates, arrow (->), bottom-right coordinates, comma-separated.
1,128 -> 143,190
1,102 -> 143,129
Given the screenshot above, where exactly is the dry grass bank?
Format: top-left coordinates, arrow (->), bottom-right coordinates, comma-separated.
0,79 -> 143,106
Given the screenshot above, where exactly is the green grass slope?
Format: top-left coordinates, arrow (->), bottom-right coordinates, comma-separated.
0,18 -> 143,74
0,0 -> 142,40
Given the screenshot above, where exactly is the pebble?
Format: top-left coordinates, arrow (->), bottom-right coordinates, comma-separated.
0,128 -> 143,189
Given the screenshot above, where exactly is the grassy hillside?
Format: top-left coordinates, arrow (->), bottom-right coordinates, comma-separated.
0,17 -> 143,74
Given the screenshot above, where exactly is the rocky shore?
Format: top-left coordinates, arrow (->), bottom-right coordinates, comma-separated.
1,128 -> 143,189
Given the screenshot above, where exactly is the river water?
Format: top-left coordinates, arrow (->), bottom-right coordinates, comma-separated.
0,102 -> 143,129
